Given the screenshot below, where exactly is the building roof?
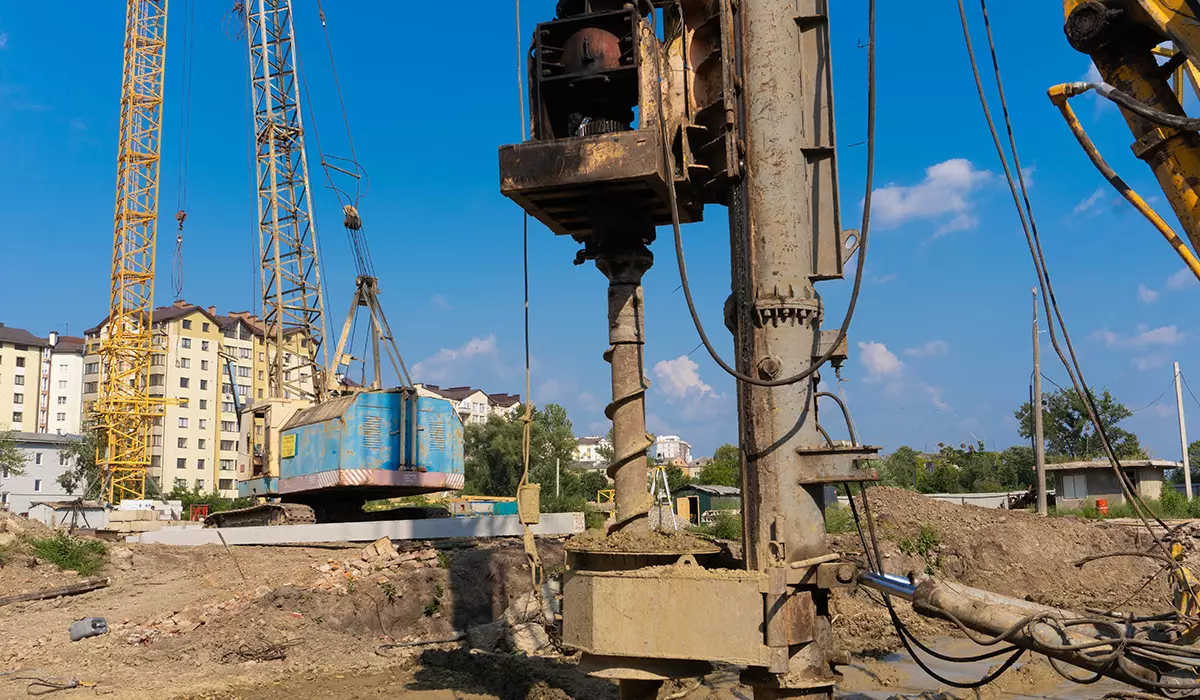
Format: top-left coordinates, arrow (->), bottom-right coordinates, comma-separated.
679,484 -> 741,496
86,300 -> 224,335
30,500 -> 105,511
0,324 -> 49,348
1046,458 -> 1181,472
417,384 -> 521,406
577,436 -> 608,446
5,431 -> 81,445
55,335 -> 88,354
489,392 -> 521,408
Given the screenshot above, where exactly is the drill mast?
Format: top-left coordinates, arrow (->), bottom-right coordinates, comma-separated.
245,0 -> 328,402
96,0 -> 170,504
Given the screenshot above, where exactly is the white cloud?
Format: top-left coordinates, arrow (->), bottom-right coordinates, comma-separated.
1137,284 -> 1159,304
869,272 -> 899,285
921,384 -> 948,411
653,356 -> 714,401
871,159 -> 991,234
1167,268 -> 1198,291
411,334 -> 500,383
858,341 -> 904,380
430,293 -> 452,310
1073,187 -> 1106,216
536,378 -> 566,403
1094,324 -> 1186,349
904,340 -> 949,358
1133,355 -> 1166,372
577,392 -> 603,411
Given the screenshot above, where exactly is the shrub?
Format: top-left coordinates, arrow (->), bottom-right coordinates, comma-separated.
898,525 -> 941,575
825,505 -> 855,534
27,532 -> 107,576
692,511 -> 742,540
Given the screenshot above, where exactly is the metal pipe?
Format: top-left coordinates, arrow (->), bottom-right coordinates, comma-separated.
857,571 -> 917,601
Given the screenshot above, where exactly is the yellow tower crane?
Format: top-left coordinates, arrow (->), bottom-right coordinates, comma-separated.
95,0 -> 170,504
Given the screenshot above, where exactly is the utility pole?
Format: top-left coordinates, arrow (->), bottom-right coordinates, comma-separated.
1176,362 -> 1192,498
556,457 -> 561,498
1033,289 -> 1047,516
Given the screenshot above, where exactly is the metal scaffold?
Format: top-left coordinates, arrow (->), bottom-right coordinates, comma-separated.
96,0 -> 170,504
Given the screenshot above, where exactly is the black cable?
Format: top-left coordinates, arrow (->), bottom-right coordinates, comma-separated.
663,0 -> 874,388
1129,377 -> 1177,413
816,392 -> 858,446
1065,80 -> 1200,131
1181,371 -> 1200,415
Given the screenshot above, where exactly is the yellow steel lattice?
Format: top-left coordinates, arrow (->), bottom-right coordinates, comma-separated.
96,0 -> 169,504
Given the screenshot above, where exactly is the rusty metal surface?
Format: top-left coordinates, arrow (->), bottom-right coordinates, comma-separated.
789,445 -> 881,483
563,567 -> 771,666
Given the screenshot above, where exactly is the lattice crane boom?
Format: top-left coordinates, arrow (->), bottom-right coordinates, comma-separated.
96,0 -> 170,504
245,0 -> 328,402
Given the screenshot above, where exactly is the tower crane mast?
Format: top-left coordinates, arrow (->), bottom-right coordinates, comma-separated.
245,0 -> 328,403
96,0 -> 170,504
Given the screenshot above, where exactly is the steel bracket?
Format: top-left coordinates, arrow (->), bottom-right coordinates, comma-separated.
812,329 -> 848,365
792,444 -> 880,484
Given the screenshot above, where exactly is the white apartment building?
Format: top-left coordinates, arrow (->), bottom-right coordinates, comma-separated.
574,435 -> 611,466
0,431 -> 81,513
0,326 -> 86,436
414,384 -> 522,425
653,435 -> 692,464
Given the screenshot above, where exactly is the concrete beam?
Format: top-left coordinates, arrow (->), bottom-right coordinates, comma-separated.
132,512 -> 585,546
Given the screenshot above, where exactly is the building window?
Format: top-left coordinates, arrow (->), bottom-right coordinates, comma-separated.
57,380 -> 67,390
56,396 -> 66,405
15,357 -> 25,368
221,421 -> 236,433
151,355 -> 165,367
220,459 -> 234,471
179,398 -> 189,409
181,338 -> 192,349
237,366 -> 251,378
220,440 -> 236,451
201,340 -> 210,352
201,360 -> 209,371
178,417 -> 188,428
12,394 -> 22,405
179,357 -> 191,369
198,438 -> 206,449
56,412 -> 65,421
1062,473 -> 1088,500
239,347 -> 251,359
258,389 -> 264,399
177,437 -> 187,448
222,383 -> 232,395
13,375 -> 23,386
179,377 -> 190,389
238,384 -> 250,397
198,420 -> 207,431
58,363 -> 67,373
197,459 -> 205,469
199,399 -> 207,410
84,381 -> 98,393
199,379 -> 208,390
152,416 -> 163,427
33,479 -> 41,493
174,478 -> 186,489
177,458 -> 187,469
85,362 -> 100,374
182,320 -> 192,330
34,453 -> 42,465
149,374 -> 164,387
152,435 -> 162,447
222,402 -> 235,414
202,323 -> 210,333
9,412 -> 18,424
195,479 -> 205,491
219,478 -> 233,490
259,352 -> 264,361
258,370 -> 264,380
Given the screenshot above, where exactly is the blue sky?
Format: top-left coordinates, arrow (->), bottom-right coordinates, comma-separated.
2,2 -> 1199,460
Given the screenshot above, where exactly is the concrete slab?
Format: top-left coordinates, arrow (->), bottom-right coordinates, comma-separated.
132,512 -> 585,546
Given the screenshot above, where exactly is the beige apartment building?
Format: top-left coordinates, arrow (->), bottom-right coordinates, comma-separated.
84,301 -> 314,498
0,325 -> 87,436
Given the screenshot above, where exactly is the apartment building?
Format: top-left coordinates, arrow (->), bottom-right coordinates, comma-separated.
414,384 -> 522,425
0,325 -> 87,435
84,301 -> 314,498
652,435 -> 692,465
573,435 -> 611,468
0,431 -> 81,513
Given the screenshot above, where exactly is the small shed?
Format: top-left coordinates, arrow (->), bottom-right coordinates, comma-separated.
674,485 -> 741,526
1047,458 -> 1178,510
26,500 -> 108,529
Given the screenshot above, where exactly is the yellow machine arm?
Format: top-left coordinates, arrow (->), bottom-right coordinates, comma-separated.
1056,0 -> 1200,282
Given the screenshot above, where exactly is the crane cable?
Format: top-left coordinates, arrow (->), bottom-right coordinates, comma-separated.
173,0 -> 197,300
958,0 -> 1198,605
514,0 -> 544,594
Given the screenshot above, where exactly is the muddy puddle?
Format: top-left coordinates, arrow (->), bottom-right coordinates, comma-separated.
837,637 -> 1129,699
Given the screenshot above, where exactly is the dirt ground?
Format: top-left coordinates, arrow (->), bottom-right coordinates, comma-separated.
0,490 -> 1188,700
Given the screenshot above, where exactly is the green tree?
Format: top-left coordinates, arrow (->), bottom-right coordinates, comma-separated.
463,403 -> 591,505
57,420 -> 106,497
696,444 -> 740,487
0,430 -> 26,478
1016,387 -> 1143,460
665,464 -> 691,494
578,470 -> 610,501
880,445 -> 921,489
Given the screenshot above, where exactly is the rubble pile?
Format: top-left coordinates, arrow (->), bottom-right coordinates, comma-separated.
310,537 -> 443,593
